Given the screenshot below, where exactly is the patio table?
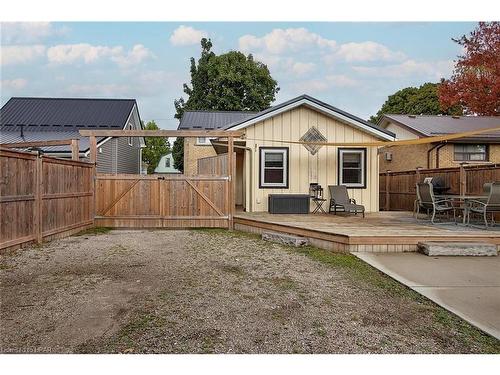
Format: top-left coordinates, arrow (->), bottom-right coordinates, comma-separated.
311,197 -> 327,214
435,194 -> 487,224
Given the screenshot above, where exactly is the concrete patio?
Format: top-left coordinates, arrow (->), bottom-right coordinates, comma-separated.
355,252 -> 500,340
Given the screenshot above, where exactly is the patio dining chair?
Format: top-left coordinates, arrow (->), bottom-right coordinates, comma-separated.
467,182 -> 500,228
414,183 -> 430,218
328,185 -> 365,217
416,182 -> 455,224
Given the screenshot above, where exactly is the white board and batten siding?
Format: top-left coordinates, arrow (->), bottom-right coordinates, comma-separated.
244,106 -> 380,213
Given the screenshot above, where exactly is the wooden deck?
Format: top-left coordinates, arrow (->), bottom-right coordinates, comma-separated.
234,211 -> 500,253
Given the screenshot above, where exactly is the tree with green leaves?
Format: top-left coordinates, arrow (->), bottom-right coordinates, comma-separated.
172,136 -> 184,172
172,38 -> 279,170
141,120 -> 170,174
369,82 -> 463,124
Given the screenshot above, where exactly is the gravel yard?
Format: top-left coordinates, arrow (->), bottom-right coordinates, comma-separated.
1,228 -> 499,354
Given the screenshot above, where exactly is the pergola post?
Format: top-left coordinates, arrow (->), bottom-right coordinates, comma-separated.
71,139 -> 79,161
89,136 -> 97,165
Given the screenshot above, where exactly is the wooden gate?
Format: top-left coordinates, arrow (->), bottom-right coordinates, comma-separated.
95,174 -> 230,228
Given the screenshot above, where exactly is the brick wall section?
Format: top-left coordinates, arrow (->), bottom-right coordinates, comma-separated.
436,144 -> 500,168
183,137 -> 217,176
379,144 -> 430,172
380,143 -> 500,172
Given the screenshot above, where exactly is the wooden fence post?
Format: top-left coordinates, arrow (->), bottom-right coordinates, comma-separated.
459,164 -> 466,195
385,171 -> 391,211
35,154 -> 43,244
71,139 -> 79,161
227,136 -> 235,230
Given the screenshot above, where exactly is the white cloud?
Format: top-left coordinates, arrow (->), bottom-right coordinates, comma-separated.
65,70 -> 178,98
46,43 -> 153,67
290,61 -> 316,76
331,41 -> 406,63
47,43 -> 122,64
1,22 -> 67,44
1,78 -> 28,90
169,25 -> 207,46
239,28 -> 336,55
111,44 -> 155,68
0,45 -> 46,65
352,59 -> 454,79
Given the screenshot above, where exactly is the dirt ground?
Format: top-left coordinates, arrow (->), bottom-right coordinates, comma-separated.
1,229 -> 499,354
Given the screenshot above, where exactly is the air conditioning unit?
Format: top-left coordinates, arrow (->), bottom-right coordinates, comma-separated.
385,152 -> 393,161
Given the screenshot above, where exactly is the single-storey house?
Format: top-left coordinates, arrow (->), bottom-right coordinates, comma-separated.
378,114 -> 500,172
178,94 -> 396,213
154,153 -> 181,174
0,97 -> 144,173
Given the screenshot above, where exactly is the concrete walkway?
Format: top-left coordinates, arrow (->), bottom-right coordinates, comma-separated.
354,252 -> 500,340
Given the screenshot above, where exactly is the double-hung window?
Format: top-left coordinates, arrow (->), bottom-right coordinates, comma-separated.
338,148 -> 366,188
260,147 -> 288,188
454,144 -> 487,162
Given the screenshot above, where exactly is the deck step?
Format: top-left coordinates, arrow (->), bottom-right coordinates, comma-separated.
262,231 -> 309,247
418,242 -> 498,256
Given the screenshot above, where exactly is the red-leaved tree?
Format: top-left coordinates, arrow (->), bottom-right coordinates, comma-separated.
439,22 -> 500,115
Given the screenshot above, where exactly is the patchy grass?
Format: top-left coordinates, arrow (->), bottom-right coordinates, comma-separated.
73,227 -> 112,237
202,229 -> 500,353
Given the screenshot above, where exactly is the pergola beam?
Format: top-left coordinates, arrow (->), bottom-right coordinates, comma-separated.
1,139 -> 80,160
79,129 -> 244,138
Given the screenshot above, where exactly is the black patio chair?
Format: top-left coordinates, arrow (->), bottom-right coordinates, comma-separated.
416,182 -> 455,224
328,185 -> 365,217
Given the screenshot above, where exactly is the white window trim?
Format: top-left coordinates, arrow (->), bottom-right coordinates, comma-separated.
127,122 -> 133,146
260,148 -> 288,188
338,148 -> 366,188
196,137 -> 215,146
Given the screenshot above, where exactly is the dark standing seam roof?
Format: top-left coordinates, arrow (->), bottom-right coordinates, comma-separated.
223,94 -> 395,138
177,110 -> 258,130
381,114 -> 500,140
0,97 -> 138,152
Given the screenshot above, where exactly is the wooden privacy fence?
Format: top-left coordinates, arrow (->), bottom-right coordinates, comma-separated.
0,148 -> 94,250
380,164 -> 500,211
94,174 -> 230,228
197,153 -> 235,176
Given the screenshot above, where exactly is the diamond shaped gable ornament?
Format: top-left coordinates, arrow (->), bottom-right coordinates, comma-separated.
299,127 -> 327,155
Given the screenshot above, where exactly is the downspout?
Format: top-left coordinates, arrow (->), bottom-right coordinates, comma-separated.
427,142 -> 442,169
435,143 -> 446,169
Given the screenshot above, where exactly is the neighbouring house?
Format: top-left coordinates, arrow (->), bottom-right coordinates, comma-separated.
0,97 -> 144,173
178,94 -> 395,213
154,153 -> 181,174
378,114 -> 500,172
178,110 -> 258,175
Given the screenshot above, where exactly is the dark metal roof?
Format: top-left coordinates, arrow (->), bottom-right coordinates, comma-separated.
0,97 -> 136,131
223,94 -> 395,138
178,110 -> 258,130
381,114 -> 500,140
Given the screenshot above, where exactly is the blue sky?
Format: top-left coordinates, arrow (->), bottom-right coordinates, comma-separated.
1,22 -> 475,128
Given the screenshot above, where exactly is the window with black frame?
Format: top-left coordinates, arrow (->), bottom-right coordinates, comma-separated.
338,148 -> 366,188
454,144 -> 487,161
260,147 -> 288,188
